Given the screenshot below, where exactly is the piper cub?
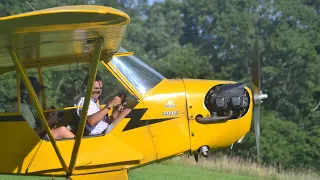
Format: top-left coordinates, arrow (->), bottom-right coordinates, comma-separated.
0,5 -> 267,180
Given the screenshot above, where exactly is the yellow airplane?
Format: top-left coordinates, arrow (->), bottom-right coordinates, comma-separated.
0,5 -> 267,180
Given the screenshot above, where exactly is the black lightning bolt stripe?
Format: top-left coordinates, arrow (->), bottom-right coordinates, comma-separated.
0,115 -> 25,122
122,108 -> 175,132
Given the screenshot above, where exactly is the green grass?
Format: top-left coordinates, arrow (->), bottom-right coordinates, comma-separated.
0,163 -> 257,180
1,155 -> 319,180
129,163 -> 258,180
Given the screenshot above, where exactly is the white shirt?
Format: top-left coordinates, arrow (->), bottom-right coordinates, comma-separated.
76,97 -> 109,135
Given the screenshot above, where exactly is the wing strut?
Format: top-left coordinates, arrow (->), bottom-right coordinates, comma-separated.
68,37 -> 104,174
8,47 -> 69,173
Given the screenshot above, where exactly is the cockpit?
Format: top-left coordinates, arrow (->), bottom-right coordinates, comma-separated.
0,47 -> 166,140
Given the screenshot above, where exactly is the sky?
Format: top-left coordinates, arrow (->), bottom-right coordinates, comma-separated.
148,0 -> 164,5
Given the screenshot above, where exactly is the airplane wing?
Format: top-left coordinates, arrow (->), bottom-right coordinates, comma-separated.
0,5 -> 130,74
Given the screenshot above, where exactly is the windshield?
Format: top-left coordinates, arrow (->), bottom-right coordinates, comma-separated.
110,47 -> 165,95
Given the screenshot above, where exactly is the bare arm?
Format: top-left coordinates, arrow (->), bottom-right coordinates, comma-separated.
87,107 -> 110,126
111,105 -> 122,119
87,96 -> 122,126
112,107 -> 131,127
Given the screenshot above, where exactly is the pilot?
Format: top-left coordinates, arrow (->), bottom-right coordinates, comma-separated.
9,76 -> 75,140
75,74 -> 131,135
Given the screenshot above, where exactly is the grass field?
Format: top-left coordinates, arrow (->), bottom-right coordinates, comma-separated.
0,163 -> 257,180
129,163 -> 258,180
0,155 -> 318,180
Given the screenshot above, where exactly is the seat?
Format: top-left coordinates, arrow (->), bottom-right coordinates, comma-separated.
68,108 -> 91,136
68,105 -> 107,137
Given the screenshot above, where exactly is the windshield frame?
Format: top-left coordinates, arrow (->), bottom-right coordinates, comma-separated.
108,47 -> 165,96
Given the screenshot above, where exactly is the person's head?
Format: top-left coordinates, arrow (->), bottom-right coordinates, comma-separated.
83,74 -> 103,100
20,76 -> 47,104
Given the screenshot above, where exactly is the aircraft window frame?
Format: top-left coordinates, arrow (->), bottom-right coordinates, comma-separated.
0,56 -> 141,139
37,62 -> 89,109
110,47 -> 165,95
34,60 -> 139,139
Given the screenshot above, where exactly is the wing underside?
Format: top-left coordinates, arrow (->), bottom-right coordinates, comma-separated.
0,5 -> 130,74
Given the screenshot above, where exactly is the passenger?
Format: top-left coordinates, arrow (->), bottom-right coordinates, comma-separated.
76,75 -> 131,135
9,76 -> 75,140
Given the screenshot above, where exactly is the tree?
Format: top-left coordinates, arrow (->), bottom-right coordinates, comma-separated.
0,0 -> 89,17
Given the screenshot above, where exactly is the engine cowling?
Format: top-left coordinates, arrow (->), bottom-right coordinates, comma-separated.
197,82 -> 250,123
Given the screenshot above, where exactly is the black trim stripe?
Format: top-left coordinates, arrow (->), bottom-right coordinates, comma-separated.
0,115 -> 25,122
122,108 -> 175,132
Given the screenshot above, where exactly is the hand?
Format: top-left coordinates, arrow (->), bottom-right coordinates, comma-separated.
116,104 -> 124,112
108,96 -> 121,108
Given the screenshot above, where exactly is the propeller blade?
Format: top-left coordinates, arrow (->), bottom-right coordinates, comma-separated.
253,104 -> 261,165
252,35 -> 261,95
252,25 -> 266,166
